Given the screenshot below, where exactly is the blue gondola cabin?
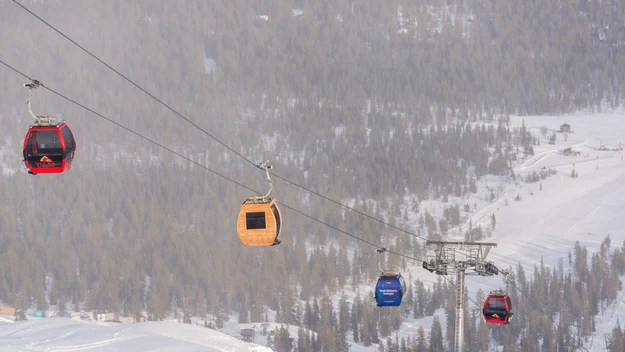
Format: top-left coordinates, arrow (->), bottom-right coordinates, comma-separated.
375,274 -> 406,307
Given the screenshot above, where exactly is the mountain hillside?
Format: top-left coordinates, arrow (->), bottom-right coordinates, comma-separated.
1,1 -> 625,351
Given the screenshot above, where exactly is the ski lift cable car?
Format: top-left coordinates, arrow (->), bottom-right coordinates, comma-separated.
236,161 -> 282,247
374,248 -> 406,307
22,80 -> 76,175
482,267 -> 513,325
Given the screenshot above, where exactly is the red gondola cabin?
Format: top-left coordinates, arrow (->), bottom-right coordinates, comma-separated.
23,121 -> 76,175
482,293 -> 512,325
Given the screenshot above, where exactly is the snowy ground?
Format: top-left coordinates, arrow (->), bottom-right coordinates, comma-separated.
0,318 -> 272,352
466,111 -> 625,295
589,282 -> 625,351
0,135 -> 19,176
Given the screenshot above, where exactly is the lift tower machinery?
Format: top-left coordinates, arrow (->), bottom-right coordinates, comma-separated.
422,241 -> 501,352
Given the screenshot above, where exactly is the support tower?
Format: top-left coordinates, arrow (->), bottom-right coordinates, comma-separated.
422,241 -> 500,352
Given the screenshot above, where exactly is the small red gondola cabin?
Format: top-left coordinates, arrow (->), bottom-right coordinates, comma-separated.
23,119 -> 76,175
482,293 -> 512,325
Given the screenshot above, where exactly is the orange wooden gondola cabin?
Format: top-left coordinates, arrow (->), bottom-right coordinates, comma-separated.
237,197 -> 282,246
237,162 -> 283,247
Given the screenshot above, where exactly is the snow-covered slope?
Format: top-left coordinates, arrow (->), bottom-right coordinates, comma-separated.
0,319 -> 272,352
462,112 -> 625,290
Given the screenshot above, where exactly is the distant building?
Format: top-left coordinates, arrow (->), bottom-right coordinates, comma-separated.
240,328 -> 256,343
560,123 -> 571,133
562,147 -> 580,156
95,311 -> 120,322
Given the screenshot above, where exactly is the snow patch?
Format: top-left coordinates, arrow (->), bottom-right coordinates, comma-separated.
0,319 -> 272,351
204,57 -> 217,74
334,125 -> 345,137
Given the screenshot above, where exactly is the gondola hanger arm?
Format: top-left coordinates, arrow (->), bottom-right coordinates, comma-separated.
254,161 -> 273,201
24,79 -> 57,126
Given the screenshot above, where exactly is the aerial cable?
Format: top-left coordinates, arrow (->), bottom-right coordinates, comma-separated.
0,58 -> 425,265
11,0 -> 430,243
